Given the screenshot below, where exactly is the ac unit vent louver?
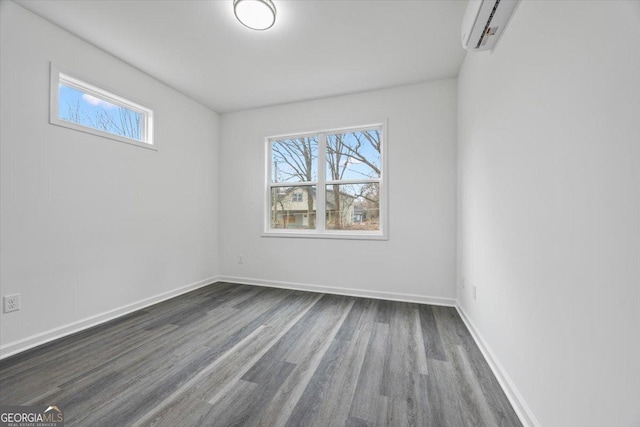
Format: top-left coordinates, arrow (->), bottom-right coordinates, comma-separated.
462,0 -> 521,52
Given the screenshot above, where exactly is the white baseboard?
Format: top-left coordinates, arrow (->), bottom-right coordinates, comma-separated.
218,275 -> 456,307
0,276 -> 220,360
456,304 -> 540,427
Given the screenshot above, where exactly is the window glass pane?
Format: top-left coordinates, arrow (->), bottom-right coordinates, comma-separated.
326,129 -> 381,181
270,186 -> 317,229
58,83 -> 144,142
271,137 -> 318,183
325,183 -> 379,231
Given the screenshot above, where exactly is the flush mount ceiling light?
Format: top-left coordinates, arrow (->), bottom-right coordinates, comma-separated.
233,0 -> 276,31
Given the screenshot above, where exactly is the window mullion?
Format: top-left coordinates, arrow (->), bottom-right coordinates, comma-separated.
325,178 -> 381,185
317,133 -> 327,233
270,182 -> 318,188
266,139 -> 273,231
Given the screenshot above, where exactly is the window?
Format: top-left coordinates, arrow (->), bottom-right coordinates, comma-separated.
50,64 -> 154,149
266,124 -> 386,239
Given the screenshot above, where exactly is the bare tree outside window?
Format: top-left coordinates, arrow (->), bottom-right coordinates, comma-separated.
326,129 -> 381,230
267,126 -> 383,235
58,82 -> 145,142
271,137 -> 317,229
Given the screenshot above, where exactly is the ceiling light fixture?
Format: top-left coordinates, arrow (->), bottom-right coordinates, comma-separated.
233,0 -> 276,31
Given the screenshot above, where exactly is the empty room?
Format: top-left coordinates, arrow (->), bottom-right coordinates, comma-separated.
0,0 -> 638,426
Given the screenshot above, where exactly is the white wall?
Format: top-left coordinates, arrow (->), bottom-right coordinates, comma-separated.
0,1 -> 220,356
220,80 -> 457,303
457,1 -> 640,426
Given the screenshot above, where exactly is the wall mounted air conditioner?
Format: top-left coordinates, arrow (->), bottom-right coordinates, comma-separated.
461,0 -> 521,51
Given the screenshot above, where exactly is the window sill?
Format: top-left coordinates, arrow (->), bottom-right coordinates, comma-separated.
262,231 -> 388,241
50,118 -> 157,151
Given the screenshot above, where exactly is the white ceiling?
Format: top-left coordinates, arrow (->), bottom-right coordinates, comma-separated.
17,0 -> 468,113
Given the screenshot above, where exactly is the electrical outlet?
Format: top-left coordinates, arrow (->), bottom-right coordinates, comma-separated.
473,285 -> 477,300
3,294 -> 20,313
238,254 -> 244,264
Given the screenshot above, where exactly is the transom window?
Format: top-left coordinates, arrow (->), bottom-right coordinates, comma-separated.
50,64 -> 154,150
265,124 -> 386,239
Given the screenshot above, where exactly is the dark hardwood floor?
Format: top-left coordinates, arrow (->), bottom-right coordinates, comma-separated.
0,283 -> 521,426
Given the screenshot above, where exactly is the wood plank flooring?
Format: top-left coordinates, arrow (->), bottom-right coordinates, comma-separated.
0,283 -> 522,426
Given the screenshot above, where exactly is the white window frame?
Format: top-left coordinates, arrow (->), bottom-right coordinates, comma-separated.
50,63 -> 155,150
264,122 -> 388,240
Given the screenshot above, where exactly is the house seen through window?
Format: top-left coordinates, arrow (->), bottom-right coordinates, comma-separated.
267,124 -> 385,239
